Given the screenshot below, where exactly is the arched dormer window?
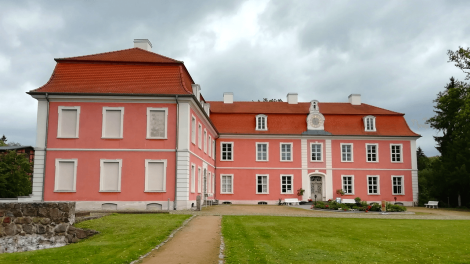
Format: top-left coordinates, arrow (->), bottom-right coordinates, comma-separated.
363,115 -> 376,131
256,114 -> 267,131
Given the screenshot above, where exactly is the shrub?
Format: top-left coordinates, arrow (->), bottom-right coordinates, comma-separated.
370,203 -> 381,211
354,197 -> 361,203
386,203 -> 407,212
360,201 -> 368,207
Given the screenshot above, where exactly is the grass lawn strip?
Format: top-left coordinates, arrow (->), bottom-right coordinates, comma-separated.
0,213 -> 190,264
223,215 -> 470,263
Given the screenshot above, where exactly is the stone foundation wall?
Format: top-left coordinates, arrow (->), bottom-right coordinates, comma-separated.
0,202 -> 98,254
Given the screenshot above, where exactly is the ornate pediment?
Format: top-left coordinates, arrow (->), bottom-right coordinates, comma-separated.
306,100 -> 325,130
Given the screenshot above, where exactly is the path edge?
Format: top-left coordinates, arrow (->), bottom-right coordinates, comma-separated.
219,216 -> 225,264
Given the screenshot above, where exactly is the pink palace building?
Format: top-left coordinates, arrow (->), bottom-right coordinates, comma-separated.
22,39 -> 420,210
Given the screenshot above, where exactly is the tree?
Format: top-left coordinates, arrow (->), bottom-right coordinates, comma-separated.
0,150 -> 33,198
448,47 -> 470,80
0,135 -> 7,146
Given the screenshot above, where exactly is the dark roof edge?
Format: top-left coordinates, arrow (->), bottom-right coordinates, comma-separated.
26,91 -> 195,97
218,133 -> 421,138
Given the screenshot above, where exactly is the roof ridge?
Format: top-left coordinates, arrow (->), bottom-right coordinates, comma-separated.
361,103 -> 404,115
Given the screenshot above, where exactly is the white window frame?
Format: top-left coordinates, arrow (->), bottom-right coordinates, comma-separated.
208,135 -> 212,157
191,115 -> 196,144
340,143 -> 354,162
144,159 -> 167,192
280,174 -> 294,194
102,107 -> 124,139
146,107 -> 168,139
364,115 -> 376,132
212,140 -> 216,160
198,123 -> 202,149
57,106 -> 80,138
54,159 -> 78,192
256,174 -> 269,194
191,164 -> 196,193
392,175 -> 405,195
256,114 -> 268,131
341,175 -> 354,195
390,144 -> 403,163
197,167 -> 202,193
366,143 -> 379,163
220,142 -> 234,161
207,171 -> 212,194
367,175 -> 380,195
310,142 -> 323,162
99,159 -> 122,192
220,174 -> 234,194
204,129 -> 207,153
280,143 -> 293,162
256,142 -> 269,162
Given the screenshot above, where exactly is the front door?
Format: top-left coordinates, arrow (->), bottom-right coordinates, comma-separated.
310,176 -> 323,200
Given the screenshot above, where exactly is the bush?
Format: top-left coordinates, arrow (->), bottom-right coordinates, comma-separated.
387,203 -> 407,212
370,203 -> 382,211
354,197 -> 361,203
0,151 -> 33,198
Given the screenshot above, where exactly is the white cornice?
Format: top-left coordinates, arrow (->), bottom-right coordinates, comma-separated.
218,134 -> 419,141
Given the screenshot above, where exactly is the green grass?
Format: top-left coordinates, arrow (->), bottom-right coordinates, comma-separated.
0,214 -> 190,264
223,216 -> 470,263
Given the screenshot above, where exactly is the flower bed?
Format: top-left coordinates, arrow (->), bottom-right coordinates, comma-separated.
311,199 -> 407,212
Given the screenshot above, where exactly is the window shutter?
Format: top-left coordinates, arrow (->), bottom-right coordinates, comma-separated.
61,109 -> 78,137
57,161 -> 74,190
105,110 -> 122,138
147,162 -> 165,191
149,110 -> 165,138
102,162 -> 120,191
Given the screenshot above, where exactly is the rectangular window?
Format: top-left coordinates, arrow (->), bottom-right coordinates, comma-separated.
208,136 -> 212,157
207,172 -> 211,193
198,124 -> 202,149
256,175 -> 269,194
191,165 -> 196,193
280,143 -> 292,161
212,173 -> 215,195
54,159 -> 77,192
342,175 -> 354,194
198,167 -> 202,193
57,106 -> 80,138
367,176 -> 379,194
204,129 -> 207,153
191,116 -> 196,144
391,144 -> 402,162
147,108 -> 167,139
100,160 -> 122,192
256,143 -> 268,161
311,143 -> 322,161
212,140 -> 216,160
280,175 -> 293,194
221,142 -> 233,161
145,160 -> 166,192
256,115 -> 267,130
221,174 -> 233,194
392,176 -> 404,195
341,144 -> 353,162
366,144 -> 378,162
102,107 -> 124,138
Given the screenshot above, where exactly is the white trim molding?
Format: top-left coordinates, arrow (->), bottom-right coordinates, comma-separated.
256,174 -> 269,194
220,142 -> 234,161
280,174 -> 294,194
391,175 -> 405,195
363,115 -> 376,132
144,159 -> 167,192
340,143 -> 354,162
191,115 -> 196,145
220,174 -> 234,194
280,142 -> 293,162
198,123 -> 202,149
367,175 -> 380,195
146,107 -> 168,139
365,143 -> 379,163
310,142 -> 323,162
341,175 -> 354,195
99,159 -> 122,192
57,106 -> 80,138
390,144 -> 403,163
256,142 -> 269,162
54,158 -> 78,192
102,107 -> 124,139
255,114 -> 268,131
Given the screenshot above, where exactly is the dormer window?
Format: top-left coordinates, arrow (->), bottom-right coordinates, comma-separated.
256,114 -> 267,131
364,115 -> 376,131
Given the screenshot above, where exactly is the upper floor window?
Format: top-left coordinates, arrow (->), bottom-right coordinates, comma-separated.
280,143 -> 292,161
198,123 -> 202,149
191,116 -> 196,144
364,115 -> 376,131
208,136 -> 212,157
147,108 -> 168,139
366,144 -> 378,162
102,107 -> 124,139
221,142 -> 233,161
391,144 -> 402,162
256,143 -> 269,161
212,140 -> 216,160
57,106 -> 80,138
341,143 -> 353,162
256,114 -> 267,131
203,129 -> 207,153
311,143 -> 322,162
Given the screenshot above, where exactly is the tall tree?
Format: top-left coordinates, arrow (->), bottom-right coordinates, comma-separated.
0,135 -> 7,146
448,47 -> 470,80
0,151 -> 33,198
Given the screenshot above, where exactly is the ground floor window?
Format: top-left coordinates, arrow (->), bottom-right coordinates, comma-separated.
342,175 -> 354,194
221,175 -> 233,194
392,176 -> 404,194
100,159 -> 122,192
280,175 -> 293,194
367,176 -> 379,194
257,175 -> 269,194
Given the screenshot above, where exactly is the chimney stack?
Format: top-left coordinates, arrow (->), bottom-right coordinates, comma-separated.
348,94 -> 361,105
223,92 -> 233,104
287,93 -> 298,104
134,39 -> 152,51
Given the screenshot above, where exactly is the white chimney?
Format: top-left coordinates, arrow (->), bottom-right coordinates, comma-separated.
134,39 -> 152,51
348,94 -> 361,105
223,92 -> 233,104
287,93 -> 298,104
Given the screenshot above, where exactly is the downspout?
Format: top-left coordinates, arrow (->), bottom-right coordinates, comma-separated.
174,95 -> 179,210
42,93 -> 50,202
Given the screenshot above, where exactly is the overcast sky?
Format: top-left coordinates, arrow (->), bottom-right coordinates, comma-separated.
1,0 -> 469,156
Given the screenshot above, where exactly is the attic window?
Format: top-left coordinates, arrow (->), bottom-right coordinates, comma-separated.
256,114 -> 267,131
364,116 -> 376,132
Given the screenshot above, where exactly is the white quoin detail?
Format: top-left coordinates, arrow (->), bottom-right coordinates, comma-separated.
287,93 -> 298,104
223,92 -> 233,104
348,94 -> 361,105
134,39 -> 152,51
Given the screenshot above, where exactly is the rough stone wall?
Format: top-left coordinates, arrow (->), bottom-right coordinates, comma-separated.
0,202 -> 98,253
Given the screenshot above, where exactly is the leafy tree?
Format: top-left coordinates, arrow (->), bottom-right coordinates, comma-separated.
0,150 -> 33,198
253,98 -> 283,102
448,47 -> 470,80
0,135 -> 7,146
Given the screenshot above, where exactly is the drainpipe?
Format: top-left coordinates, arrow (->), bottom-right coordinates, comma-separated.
174,95 -> 179,210
42,93 -> 50,202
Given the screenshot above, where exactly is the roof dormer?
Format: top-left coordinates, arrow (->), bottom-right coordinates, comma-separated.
363,115 -> 376,132
256,114 -> 267,131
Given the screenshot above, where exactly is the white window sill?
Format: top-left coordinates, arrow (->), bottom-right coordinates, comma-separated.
281,192 -> 294,195
256,160 -> 269,162
341,160 -> 354,163
256,193 -> 269,195
146,137 -> 168,140
221,192 -> 234,194
280,160 -> 293,162
367,193 -> 381,195
101,137 -> 123,139
99,190 -> 121,192
144,190 -> 166,193
391,161 -> 404,163
310,160 -> 323,162
57,137 -> 79,139
54,190 -> 76,192
220,160 -> 234,162
366,161 -> 379,163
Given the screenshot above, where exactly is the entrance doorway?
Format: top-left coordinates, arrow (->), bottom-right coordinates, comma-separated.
310,176 -> 323,201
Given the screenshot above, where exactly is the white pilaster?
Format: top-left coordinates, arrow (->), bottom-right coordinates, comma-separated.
410,139 -> 418,205
301,139 -> 309,201
325,139 -> 333,200
176,102 -> 191,209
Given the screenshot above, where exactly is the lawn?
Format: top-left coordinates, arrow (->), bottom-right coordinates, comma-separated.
223,216 -> 470,263
0,213 -> 190,264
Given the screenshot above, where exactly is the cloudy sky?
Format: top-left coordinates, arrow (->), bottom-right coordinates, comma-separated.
1,0 -> 469,156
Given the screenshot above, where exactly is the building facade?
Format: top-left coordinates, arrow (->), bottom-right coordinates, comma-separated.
22,39 -> 419,210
